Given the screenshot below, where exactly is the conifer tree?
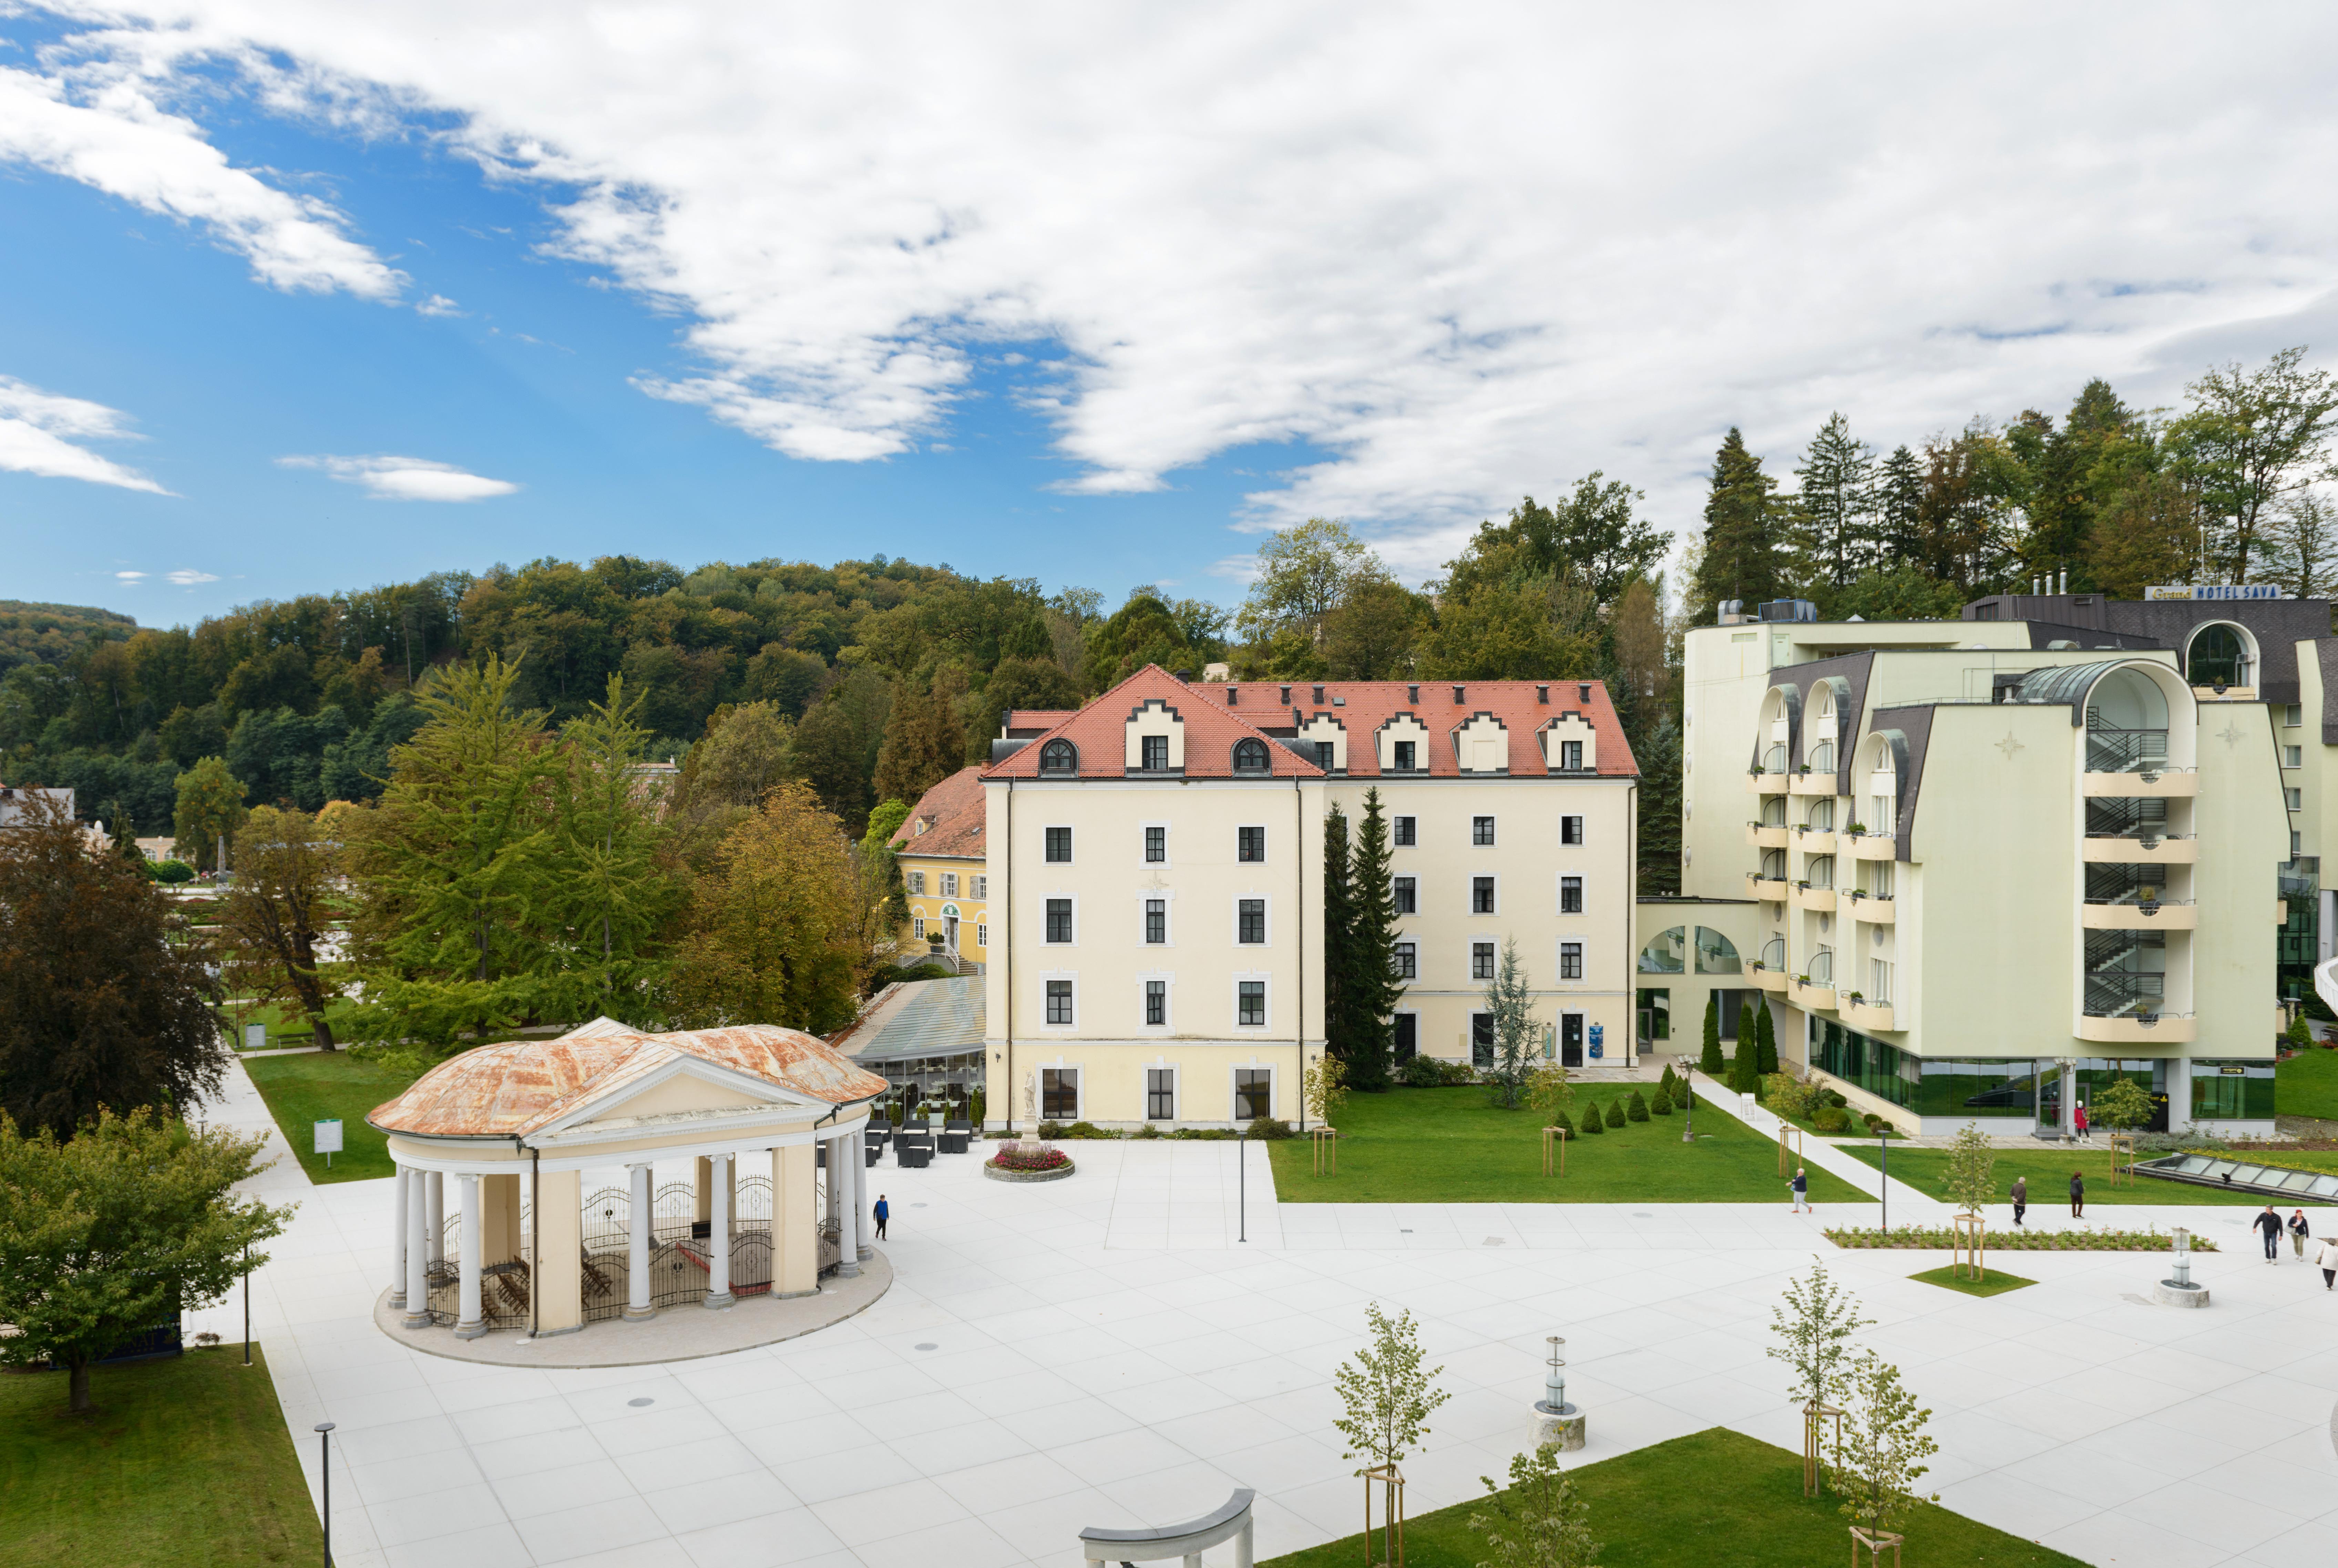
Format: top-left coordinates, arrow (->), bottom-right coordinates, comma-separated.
550,674 -> 679,1024
1875,446 -> 1925,570
1755,1000 -> 1778,1077
1322,804 -> 1357,1068
1634,717 -> 1682,894
1346,787 -> 1401,1090
1793,412 -> 1877,589
1698,993 -> 1724,1075
1691,428 -> 1788,622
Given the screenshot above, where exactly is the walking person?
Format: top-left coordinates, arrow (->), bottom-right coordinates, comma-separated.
1790,1167 -> 1809,1213
2255,1205 -> 2283,1264
2010,1175 -> 2027,1229
874,1193 -> 890,1240
2069,1170 -> 2085,1219
2074,1101 -> 2090,1141
2316,1234 -> 2338,1291
2288,1209 -> 2310,1261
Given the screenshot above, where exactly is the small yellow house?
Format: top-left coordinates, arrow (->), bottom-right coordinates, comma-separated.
892,766 -> 989,967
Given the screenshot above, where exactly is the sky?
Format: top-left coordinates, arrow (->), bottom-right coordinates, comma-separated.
5,3 -> 2338,631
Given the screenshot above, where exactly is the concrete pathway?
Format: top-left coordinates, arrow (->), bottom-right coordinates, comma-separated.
182,1075 -> 2338,1568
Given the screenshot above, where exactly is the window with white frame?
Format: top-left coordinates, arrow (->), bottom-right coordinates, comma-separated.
1141,734 -> 1170,771
1146,1067 -> 1175,1119
1868,860 -> 1894,898
908,870 -> 926,893
1471,940 -> 1495,980
1869,795 -> 1896,834
1237,898 -> 1267,944
1045,898 -> 1075,943
1560,816 -> 1584,846
1044,981 -> 1075,1027
2288,787 -> 2304,811
1559,739 -> 1583,770
2286,747 -> 2303,769
1236,979 -> 1267,1027
1472,815 -> 1495,846
1144,980 -> 1167,1027
1394,875 -> 1417,913
1560,941 -> 1583,981
1234,1067 -> 1272,1119
1145,825 -> 1167,862
1472,875 -> 1497,913
1560,875 -> 1583,914
1868,959 -> 1893,1004
1393,941 -> 1416,979
912,917 -> 926,938
1144,898 -> 1168,944
974,922 -> 987,948
2285,703 -> 2303,727
941,872 -> 958,896
1041,1066 -> 1079,1116
971,875 -> 987,899
1394,814 -> 1416,846
1045,826 -> 1072,863
1238,825 -> 1265,862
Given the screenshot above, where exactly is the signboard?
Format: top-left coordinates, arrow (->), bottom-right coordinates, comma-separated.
314,1118 -> 342,1169
1587,1023 -> 1604,1060
244,1023 -> 266,1051
2145,585 -> 2285,602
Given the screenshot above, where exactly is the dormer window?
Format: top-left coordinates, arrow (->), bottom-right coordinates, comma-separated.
1577,684 -> 1590,703
1233,738 -> 1270,773
1140,735 -> 1168,771
1039,739 -> 1078,774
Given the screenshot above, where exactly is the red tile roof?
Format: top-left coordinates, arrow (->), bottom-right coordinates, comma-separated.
1201,675 -> 1639,778
983,665 -> 1324,779
890,765 -> 986,859
1003,709 -> 1080,734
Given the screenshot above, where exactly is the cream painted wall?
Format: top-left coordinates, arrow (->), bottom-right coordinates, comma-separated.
2190,696 -> 2289,1056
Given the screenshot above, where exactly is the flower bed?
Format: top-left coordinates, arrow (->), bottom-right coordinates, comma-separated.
1825,1224 -> 2216,1252
989,1146 -> 1070,1172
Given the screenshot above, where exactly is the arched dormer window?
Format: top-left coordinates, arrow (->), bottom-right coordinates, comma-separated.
1232,738 -> 1269,773
2184,623 -> 2255,690
1039,739 -> 1078,774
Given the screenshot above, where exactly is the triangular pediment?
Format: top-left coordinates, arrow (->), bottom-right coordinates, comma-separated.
534,1051 -> 832,1141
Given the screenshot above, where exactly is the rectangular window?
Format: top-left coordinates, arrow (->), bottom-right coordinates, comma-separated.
2288,788 -> 2304,811
1472,940 -> 1496,980
912,917 -> 926,938
1869,959 -> 1893,1004
1473,815 -> 1495,846
1145,825 -> 1166,862
1238,825 -> 1265,862
1237,981 -> 1267,1027
2285,746 -> 2303,769
1560,740 -> 1582,771
1314,741 -> 1336,770
2295,829 -> 2305,857
941,872 -> 958,896
1393,740 -> 1416,771
1238,898 -> 1267,944
1473,875 -> 1496,913
2286,704 -> 2303,727
908,870 -> 926,894
1870,796 -> 1895,834
1044,983 -> 1074,1027
1560,816 -> 1584,846
1141,734 -> 1169,771
1393,814 -> 1416,846
1045,898 -> 1074,943
1045,826 -> 1071,863
1042,1065 -> 1078,1115
1147,1066 -> 1175,1118
1394,875 -> 1417,913
1145,899 -> 1166,944
974,922 -> 987,949
1394,941 -> 1417,979
1471,1013 -> 1495,1067
1234,1067 -> 1272,1118
971,875 -> 987,900
1145,980 -> 1166,1027
1560,875 -> 1583,914
1560,941 -> 1583,980
1870,860 -> 1895,898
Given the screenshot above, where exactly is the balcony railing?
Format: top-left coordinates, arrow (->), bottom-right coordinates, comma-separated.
1764,744 -> 1787,773
2085,728 -> 2169,774
2084,832 -> 2194,847
1808,948 -> 1834,984
1759,937 -> 1786,970
2084,972 -> 2168,1018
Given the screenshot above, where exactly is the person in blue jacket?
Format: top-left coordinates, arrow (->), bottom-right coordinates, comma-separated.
874,1193 -> 890,1240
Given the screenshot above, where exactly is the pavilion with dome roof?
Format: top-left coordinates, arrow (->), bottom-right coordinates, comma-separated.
368,1017 -> 887,1343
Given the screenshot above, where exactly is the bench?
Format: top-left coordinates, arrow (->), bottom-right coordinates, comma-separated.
1080,1488 -> 1254,1568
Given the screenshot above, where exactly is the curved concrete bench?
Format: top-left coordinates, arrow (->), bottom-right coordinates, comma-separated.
1081,1487 -> 1255,1568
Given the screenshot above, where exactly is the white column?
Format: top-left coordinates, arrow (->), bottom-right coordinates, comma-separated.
705,1153 -> 734,1309
624,1162 -> 655,1321
425,1170 -> 445,1264
832,1133 -> 862,1278
389,1162 -> 409,1309
823,1138 -> 842,1236
454,1174 -> 485,1339
853,1125 -> 875,1260
2059,1060 -> 2078,1140
2170,1057 -> 2194,1131
401,1168 -> 430,1329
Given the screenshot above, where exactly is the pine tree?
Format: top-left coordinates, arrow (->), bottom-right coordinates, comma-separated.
1875,445 -> 1924,570
1322,805 -> 1356,1068
1635,717 -> 1682,894
1793,413 -> 1877,589
1346,787 -> 1401,1091
1699,994 -> 1724,1075
1691,428 -> 1788,622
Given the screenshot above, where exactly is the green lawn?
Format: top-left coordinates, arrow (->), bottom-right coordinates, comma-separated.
217,999 -> 317,1051
1260,1426 -> 2082,1568
1910,1264 -> 2037,1298
2277,1048 -> 2338,1120
1844,1144 -> 2338,1209
0,1345 -> 324,1567
1270,1086 -> 1869,1203
241,1051 -> 421,1183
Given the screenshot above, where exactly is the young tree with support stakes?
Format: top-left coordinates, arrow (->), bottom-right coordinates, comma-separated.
1942,1123 -> 1996,1279
1335,1302 -> 1449,1568
1766,1258 -> 1872,1497
1469,1443 -> 1601,1568
1832,1350 -> 1940,1563
2091,1073 -> 2156,1185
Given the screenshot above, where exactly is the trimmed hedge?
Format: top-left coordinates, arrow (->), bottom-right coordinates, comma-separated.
1825,1224 -> 2217,1252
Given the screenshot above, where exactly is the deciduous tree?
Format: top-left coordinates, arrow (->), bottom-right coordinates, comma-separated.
2168,347 -> 2338,583
1470,1443 -> 1601,1568
217,805 -> 343,1049
1831,1351 -> 1940,1542
1333,1302 -> 1449,1474
171,754 -> 246,872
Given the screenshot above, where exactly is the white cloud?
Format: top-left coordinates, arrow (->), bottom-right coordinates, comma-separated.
0,374 -> 171,493
115,568 -> 147,580
165,567 -> 219,584
278,453 -> 519,501
21,6 -> 2338,565
416,293 -> 462,317
0,55 -> 402,299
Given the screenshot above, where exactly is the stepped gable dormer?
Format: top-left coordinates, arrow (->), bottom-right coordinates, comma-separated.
981,666 -> 1321,780
1539,711 -> 1598,772
1450,710 -> 1512,774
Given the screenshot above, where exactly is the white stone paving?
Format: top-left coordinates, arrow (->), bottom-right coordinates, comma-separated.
187,1058 -> 2338,1568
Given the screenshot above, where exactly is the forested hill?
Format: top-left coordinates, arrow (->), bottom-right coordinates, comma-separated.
0,600 -> 139,677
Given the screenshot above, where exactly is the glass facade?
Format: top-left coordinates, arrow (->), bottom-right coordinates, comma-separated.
1812,1023 -> 2037,1118
2192,1060 -> 2276,1121
2277,859 -> 2319,1006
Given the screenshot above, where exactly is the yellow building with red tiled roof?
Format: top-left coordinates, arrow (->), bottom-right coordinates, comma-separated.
890,766 -> 990,967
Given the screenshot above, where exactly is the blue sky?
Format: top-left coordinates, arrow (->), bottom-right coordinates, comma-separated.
5,5 -> 2336,632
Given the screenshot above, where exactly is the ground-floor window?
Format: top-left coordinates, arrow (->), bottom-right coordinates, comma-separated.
1045,980 -> 1074,1026
1471,1012 -> 1495,1067
2192,1060 -> 2275,1121
1394,1013 -> 1417,1063
1042,1067 -> 1080,1119
974,923 -> 987,949
912,917 -> 925,938
1234,1067 -> 1272,1120
1147,1068 -> 1176,1120
1813,1025 -> 2040,1119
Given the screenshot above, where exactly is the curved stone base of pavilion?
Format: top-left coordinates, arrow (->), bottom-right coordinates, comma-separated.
370,1253 -> 892,1369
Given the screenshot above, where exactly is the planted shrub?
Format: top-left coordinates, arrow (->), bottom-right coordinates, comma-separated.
991,1146 -> 1071,1172
1627,1089 -> 1650,1122
1247,1116 -> 1295,1140
1578,1105 -> 1604,1136
1827,1090 -> 1848,1108
1813,1105 -> 1849,1133
1132,1123 -> 1161,1139
1604,1098 -> 1626,1129
1650,1087 -> 1673,1116
1063,1120 -> 1114,1139
1400,1053 -> 1446,1087
1037,1121 -> 1064,1139
1658,1062 -> 1681,1104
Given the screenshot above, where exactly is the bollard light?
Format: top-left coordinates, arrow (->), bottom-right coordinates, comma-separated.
2171,1227 -> 2191,1289
1541,1336 -> 1569,1415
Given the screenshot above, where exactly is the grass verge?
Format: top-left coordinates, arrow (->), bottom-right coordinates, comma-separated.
241,1051 -> 421,1183
1843,1144 -> 2335,1209
2277,1047 -> 2338,1121
1267,1085 -> 1868,1203
1909,1264 -> 2037,1297
0,1345 -> 323,1567
1259,1426 -> 2082,1568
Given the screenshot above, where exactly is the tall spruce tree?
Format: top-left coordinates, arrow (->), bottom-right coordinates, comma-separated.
1691,428 -> 1788,622
1322,804 -> 1358,1068
1755,998 -> 1778,1076
1794,413 -> 1877,590
1699,992 -> 1724,1075
550,674 -> 680,1025
1875,445 -> 1924,570
1347,787 -> 1401,1090
1634,717 -> 1682,894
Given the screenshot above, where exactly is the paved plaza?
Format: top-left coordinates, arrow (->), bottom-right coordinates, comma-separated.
189,1060 -> 2338,1568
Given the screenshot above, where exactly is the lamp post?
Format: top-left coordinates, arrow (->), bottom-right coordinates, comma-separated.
1680,1062 -> 1695,1143
1879,1126 -> 1889,1234
314,1421 -> 336,1566
243,1240 -> 252,1367
1237,1123 -> 1249,1244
